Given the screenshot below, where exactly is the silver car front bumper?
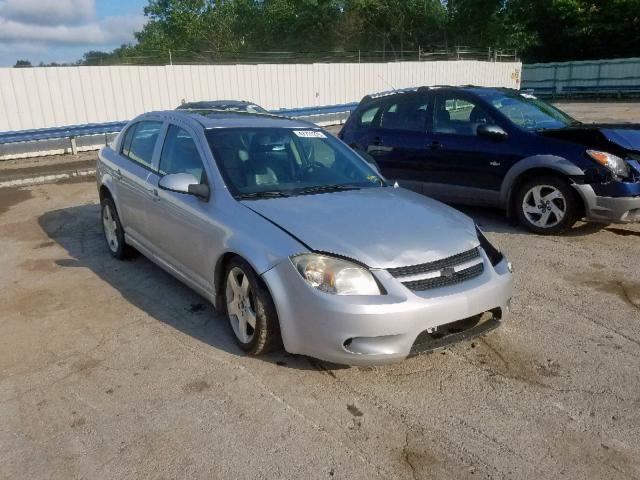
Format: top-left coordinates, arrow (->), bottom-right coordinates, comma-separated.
262,249 -> 514,366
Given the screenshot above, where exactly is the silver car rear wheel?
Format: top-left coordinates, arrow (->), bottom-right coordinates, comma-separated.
226,267 -> 257,344
102,203 -> 119,253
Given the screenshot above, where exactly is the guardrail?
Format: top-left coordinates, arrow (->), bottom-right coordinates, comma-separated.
0,103 -> 359,153
522,83 -> 640,97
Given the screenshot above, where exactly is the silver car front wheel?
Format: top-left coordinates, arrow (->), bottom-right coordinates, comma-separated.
223,258 -> 282,355
226,267 -> 257,344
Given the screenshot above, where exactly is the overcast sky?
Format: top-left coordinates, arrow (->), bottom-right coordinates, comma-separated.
0,0 -> 148,67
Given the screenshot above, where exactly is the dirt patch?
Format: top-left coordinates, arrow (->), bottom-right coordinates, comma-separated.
606,227 -> 640,238
183,380 -> 210,394
18,258 -> 58,273
0,187 -> 32,216
72,357 -> 102,374
0,218 -> 49,242
566,274 -> 640,310
347,404 -> 364,417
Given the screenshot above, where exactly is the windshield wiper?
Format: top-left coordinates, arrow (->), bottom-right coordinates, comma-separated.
237,190 -> 290,200
295,184 -> 362,195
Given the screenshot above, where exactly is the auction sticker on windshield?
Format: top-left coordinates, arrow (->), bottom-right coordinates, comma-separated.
293,130 -> 327,138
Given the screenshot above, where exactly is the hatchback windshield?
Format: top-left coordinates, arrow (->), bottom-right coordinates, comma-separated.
206,128 -> 385,198
482,92 -> 579,131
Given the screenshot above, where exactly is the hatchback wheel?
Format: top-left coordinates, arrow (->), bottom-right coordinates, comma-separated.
101,197 -> 132,259
515,176 -> 580,234
224,258 -> 282,355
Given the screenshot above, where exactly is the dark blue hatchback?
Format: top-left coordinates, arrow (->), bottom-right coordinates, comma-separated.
340,87 -> 640,234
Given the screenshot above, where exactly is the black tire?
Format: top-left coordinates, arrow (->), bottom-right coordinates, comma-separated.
515,175 -> 581,235
223,257 -> 282,355
100,197 -> 134,259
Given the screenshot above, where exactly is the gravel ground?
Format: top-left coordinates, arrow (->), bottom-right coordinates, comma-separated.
1,102 -> 639,480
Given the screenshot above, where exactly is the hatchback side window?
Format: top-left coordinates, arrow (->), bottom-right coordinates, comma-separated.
358,105 -> 380,127
379,97 -> 428,132
433,95 -> 496,136
125,121 -> 162,169
159,125 -> 207,184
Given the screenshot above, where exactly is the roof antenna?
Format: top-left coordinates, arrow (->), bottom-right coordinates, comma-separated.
377,74 -> 397,92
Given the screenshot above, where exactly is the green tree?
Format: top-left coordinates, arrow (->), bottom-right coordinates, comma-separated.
13,59 -> 32,68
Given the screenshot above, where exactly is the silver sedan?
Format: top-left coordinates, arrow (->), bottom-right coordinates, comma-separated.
96,110 -> 514,365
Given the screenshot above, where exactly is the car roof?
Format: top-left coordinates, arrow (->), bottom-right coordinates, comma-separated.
359,85 -> 517,103
142,110 -> 318,130
177,100 -> 265,109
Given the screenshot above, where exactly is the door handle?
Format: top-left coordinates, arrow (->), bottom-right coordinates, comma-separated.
372,136 -> 383,146
146,187 -> 159,200
113,168 -> 122,180
430,141 -> 443,150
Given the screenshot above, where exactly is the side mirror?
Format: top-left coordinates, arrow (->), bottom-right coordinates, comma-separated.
477,124 -> 508,140
159,173 -> 210,201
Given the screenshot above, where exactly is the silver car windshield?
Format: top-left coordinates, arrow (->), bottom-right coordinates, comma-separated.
206,128 -> 386,198
486,93 -> 579,131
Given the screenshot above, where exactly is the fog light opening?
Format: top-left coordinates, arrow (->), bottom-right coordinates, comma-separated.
343,338 -> 353,348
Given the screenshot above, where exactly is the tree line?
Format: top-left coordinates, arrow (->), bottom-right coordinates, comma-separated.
15,0 -> 640,67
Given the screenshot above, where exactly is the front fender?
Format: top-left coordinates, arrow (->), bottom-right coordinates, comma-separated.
499,154 -> 584,206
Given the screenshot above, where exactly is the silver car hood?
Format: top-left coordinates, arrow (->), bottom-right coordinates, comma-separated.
242,187 -> 479,269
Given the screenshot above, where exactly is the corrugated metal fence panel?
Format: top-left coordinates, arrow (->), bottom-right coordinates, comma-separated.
522,57 -> 640,93
0,61 -> 521,132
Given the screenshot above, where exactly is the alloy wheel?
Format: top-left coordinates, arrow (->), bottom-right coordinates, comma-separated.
521,184 -> 567,229
102,204 -> 119,253
226,267 -> 257,344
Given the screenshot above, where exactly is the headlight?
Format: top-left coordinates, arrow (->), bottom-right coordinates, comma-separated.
476,226 -> 504,267
587,150 -> 629,178
290,254 -> 381,295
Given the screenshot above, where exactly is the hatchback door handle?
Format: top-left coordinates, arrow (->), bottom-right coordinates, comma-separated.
430,141 -> 443,150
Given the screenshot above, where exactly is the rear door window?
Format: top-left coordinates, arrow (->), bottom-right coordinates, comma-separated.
358,105 -> 381,127
120,124 -> 137,157
379,96 -> 429,132
125,121 -> 163,169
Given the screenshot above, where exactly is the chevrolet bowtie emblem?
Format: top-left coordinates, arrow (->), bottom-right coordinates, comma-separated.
440,267 -> 455,278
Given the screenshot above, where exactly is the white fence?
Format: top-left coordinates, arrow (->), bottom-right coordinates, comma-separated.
0,61 -> 521,132
522,57 -> 640,95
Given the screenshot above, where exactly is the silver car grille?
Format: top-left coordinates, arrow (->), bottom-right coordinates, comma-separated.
387,247 -> 484,291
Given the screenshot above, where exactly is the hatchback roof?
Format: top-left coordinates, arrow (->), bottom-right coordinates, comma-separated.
360,85 -> 516,103
145,110 -> 318,130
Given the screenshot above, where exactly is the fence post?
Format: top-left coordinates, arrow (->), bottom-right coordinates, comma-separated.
69,136 -> 77,155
